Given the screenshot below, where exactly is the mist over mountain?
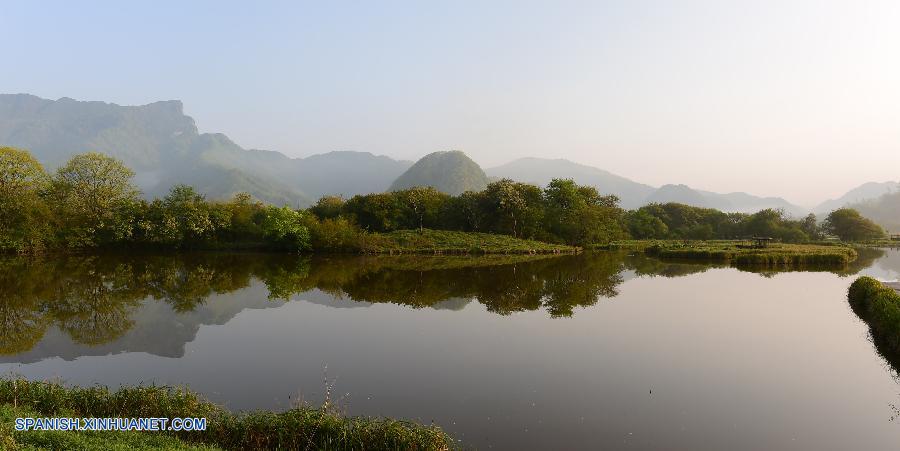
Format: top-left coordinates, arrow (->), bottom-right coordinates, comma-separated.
390,150 -> 489,195
813,181 -> 900,214
485,157 -> 804,215
485,158 -> 655,209
848,191 -> 900,234
0,94 -> 889,219
0,94 -> 410,206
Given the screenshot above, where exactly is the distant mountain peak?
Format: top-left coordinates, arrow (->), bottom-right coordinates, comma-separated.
390,150 -> 489,195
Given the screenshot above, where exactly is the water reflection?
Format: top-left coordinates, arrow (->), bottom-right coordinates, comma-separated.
4,249 -> 900,449
0,249 -> 887,359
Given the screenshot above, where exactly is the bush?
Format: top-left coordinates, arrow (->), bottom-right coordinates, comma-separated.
848,277 -> 900,352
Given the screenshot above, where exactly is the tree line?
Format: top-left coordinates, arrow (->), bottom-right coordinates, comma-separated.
0,146 -> 886,253
1,147 -> 309,252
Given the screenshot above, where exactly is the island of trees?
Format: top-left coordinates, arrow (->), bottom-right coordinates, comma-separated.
0,146 -> 887,255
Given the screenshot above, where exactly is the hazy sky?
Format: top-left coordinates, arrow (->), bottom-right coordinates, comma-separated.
3,0 -> 899,206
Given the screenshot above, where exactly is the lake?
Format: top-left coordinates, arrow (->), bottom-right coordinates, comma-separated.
2,249 -> 900,449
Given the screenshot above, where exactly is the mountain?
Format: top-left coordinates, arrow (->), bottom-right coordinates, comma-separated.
485,158 -> 655,209
390,150 -> 489,195
696,190 -> 806,216
645,184 -> 713,208
485,157 -> 804,214
294,151 -> 412,198
848,191 -> 900,233
0,94 -> 411,206
814,181 -> 900,214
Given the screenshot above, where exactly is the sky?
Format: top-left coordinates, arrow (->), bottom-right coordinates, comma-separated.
2,0 -> 899,206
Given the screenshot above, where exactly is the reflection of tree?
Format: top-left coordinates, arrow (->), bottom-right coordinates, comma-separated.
3,247 -> 886,356
140,254 -> 254,311
300,253 -> 627,317
0,258 -> 53,354
48,258 -> 142,345
624,254 -> 717,278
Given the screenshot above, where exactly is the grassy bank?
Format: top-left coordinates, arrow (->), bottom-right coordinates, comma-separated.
596,240 -> 857,267
359,229 -> 579,254
848,277 -> 900,355
0,379 -> 453,451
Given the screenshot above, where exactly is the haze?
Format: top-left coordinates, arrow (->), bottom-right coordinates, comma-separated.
2,0 -> 899,206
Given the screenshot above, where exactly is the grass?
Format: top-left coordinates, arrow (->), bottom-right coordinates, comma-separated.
0,379 -> 454,451
849,277 -> 900,355
359,229 -> 578,255
0,404 -> 217,450
596,240 -> 857,267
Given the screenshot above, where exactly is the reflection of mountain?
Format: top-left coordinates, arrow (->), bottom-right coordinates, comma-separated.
0,249 -> 887,361
1,284 -> 283,363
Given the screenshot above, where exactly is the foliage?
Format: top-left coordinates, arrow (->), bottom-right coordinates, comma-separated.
823,208 -> 885,241
337,178 -> 628,245
623,204 -> 825,243
259,205 -> 311,250
1,148 -> 889,253
309,195 -> 345,219
848,277 -> 900,355
0,147 -> 50,252
49,152 -> 140,247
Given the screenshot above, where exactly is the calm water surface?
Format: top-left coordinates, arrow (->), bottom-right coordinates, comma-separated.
2,249 -> 900,449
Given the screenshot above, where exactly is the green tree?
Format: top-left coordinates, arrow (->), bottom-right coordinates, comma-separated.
823,208 -> 885,241
801,213 -> 822,240
395,187 -> 449,231
343,193 -> 405,232
483,179 -> 544,238
309,195 -> 345,220
625,210 -> 669,239
50,152 -> 139,247
544,179 -> 626,245
0,147 -> 50,251
161,185 -> 221,245
260,206 -> 311,250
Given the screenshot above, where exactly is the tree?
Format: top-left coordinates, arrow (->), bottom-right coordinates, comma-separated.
823,208 -> 885,241
0,147 -> 50,251
544,179 -> 626,245
309,195 -> 345,219
482,179 -> 544,238
395,187 -> 449,231
50,152 -> 139,247
625,210 -> 669,239
801,213 -> 823,240
260,206 -> 311,250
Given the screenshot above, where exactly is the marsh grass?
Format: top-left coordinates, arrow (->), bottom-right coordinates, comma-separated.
361,229 -> 578,255
0,379 -> 454,450
596,240 -> 857,267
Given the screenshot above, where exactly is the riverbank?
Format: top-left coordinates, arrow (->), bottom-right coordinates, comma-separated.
596,240 -> 857,267
0,379 -> 453,450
